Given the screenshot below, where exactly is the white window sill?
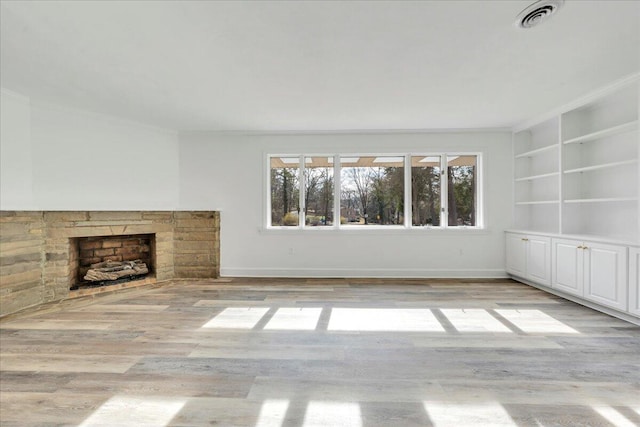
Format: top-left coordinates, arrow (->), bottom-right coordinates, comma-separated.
260,226 -> 490,235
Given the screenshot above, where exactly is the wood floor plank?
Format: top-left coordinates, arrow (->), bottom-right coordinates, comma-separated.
0,342 -> 197,357
0,354 -> 141,373
70,304 -> 171,313
0,392 -> 107,427
58,372 -> 256,398
1,319 -> 116,330
189,344 -> 347,360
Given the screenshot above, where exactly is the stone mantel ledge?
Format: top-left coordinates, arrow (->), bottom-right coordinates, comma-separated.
75,220 -> 154,226
46,223 -> 173,238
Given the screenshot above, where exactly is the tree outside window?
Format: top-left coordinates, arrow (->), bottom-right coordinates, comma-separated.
447,155 -> 477,226
303,157 -> 334,227
340,157 -> 404,226
411,156 -> 441,226
270,157 -> 300,226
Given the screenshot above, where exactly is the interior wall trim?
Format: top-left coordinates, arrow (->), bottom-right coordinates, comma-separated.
220,267 -> 508,279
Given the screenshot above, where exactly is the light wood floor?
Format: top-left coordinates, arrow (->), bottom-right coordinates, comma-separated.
1,278 -> 639,427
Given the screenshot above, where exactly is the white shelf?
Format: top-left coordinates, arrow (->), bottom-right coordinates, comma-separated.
563,197 -> 638,204
515,200 -> 559,205
562,120 -> 638,145
564,159 -> 638,174
515,172 -> 559,182
514,144 -> 557,159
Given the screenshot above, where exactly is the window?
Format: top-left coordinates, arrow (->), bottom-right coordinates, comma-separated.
446,155 -> 477,226
411,156 -> 441,226
340,156 -> 404,226
267,154 -> 481,229
270,157 -> 300,226
303,157 -> 334,227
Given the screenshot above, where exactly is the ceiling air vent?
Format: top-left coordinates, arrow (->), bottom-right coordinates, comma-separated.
516,0 -> 564,29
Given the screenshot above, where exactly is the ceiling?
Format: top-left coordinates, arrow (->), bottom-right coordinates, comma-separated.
1,0 -> 638,132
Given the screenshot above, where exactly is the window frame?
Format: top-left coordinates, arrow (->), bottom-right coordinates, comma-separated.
265,152 -> 483,230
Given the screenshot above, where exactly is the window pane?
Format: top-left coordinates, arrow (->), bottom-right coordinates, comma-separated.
411,156 -> 441,226
304,157 -> 334,227
447,155 -> 477,226
270,157 -> 300,226
340,156 -> 404,225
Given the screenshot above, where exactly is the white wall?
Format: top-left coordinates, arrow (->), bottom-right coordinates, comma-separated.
1,88 -> 513,278
179,131 -> 513,277
0,89 -> 180,210
1,89 -> 34,209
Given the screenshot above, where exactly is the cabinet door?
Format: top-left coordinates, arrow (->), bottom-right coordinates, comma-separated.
552,238 -> 583,296
526,236 -> 551,286
583,242 -> 627,311
506,233 -> 527,277
629,248 -> 640,316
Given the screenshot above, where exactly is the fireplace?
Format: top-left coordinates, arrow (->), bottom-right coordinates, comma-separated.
70,234 -> 156,289
1,210 -> 220,317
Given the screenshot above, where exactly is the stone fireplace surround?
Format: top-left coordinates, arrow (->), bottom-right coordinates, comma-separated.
0,211 -> 220,317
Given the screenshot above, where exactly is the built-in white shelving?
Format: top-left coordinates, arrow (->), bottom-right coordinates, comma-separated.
512,116 -> 560,233
561,79 -> 639,240
512,75 -> 639,242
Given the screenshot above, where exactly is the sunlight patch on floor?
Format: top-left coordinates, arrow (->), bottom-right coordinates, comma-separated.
328,308 -> 444,332
255,399 -> 290,427
494,309 -> 579,334
423,401 -> 516,426
201,307 -> 270,329
592,405 -> 638,427
303,401 -> 362,427
78,396 -> 186,427
440,309 -> 512,332
264,308 -> 322,330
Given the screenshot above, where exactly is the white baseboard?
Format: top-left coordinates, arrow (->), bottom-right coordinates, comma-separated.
220,267 -> 508,279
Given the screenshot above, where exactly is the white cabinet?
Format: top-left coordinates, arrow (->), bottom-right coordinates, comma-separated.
527,236 -> 552,285
506,233 -> 527,277
584,242 -> 627,311
552,238 -> 584,296
552,238 -> 628,311
506,233 -> 551,286
628,248 -> 640,316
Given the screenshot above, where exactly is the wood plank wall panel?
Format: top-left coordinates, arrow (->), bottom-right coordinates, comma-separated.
0,212 -> 45,315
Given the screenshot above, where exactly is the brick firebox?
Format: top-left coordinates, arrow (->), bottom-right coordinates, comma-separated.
72,234 -> 155,288
0,211 -> 220,316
